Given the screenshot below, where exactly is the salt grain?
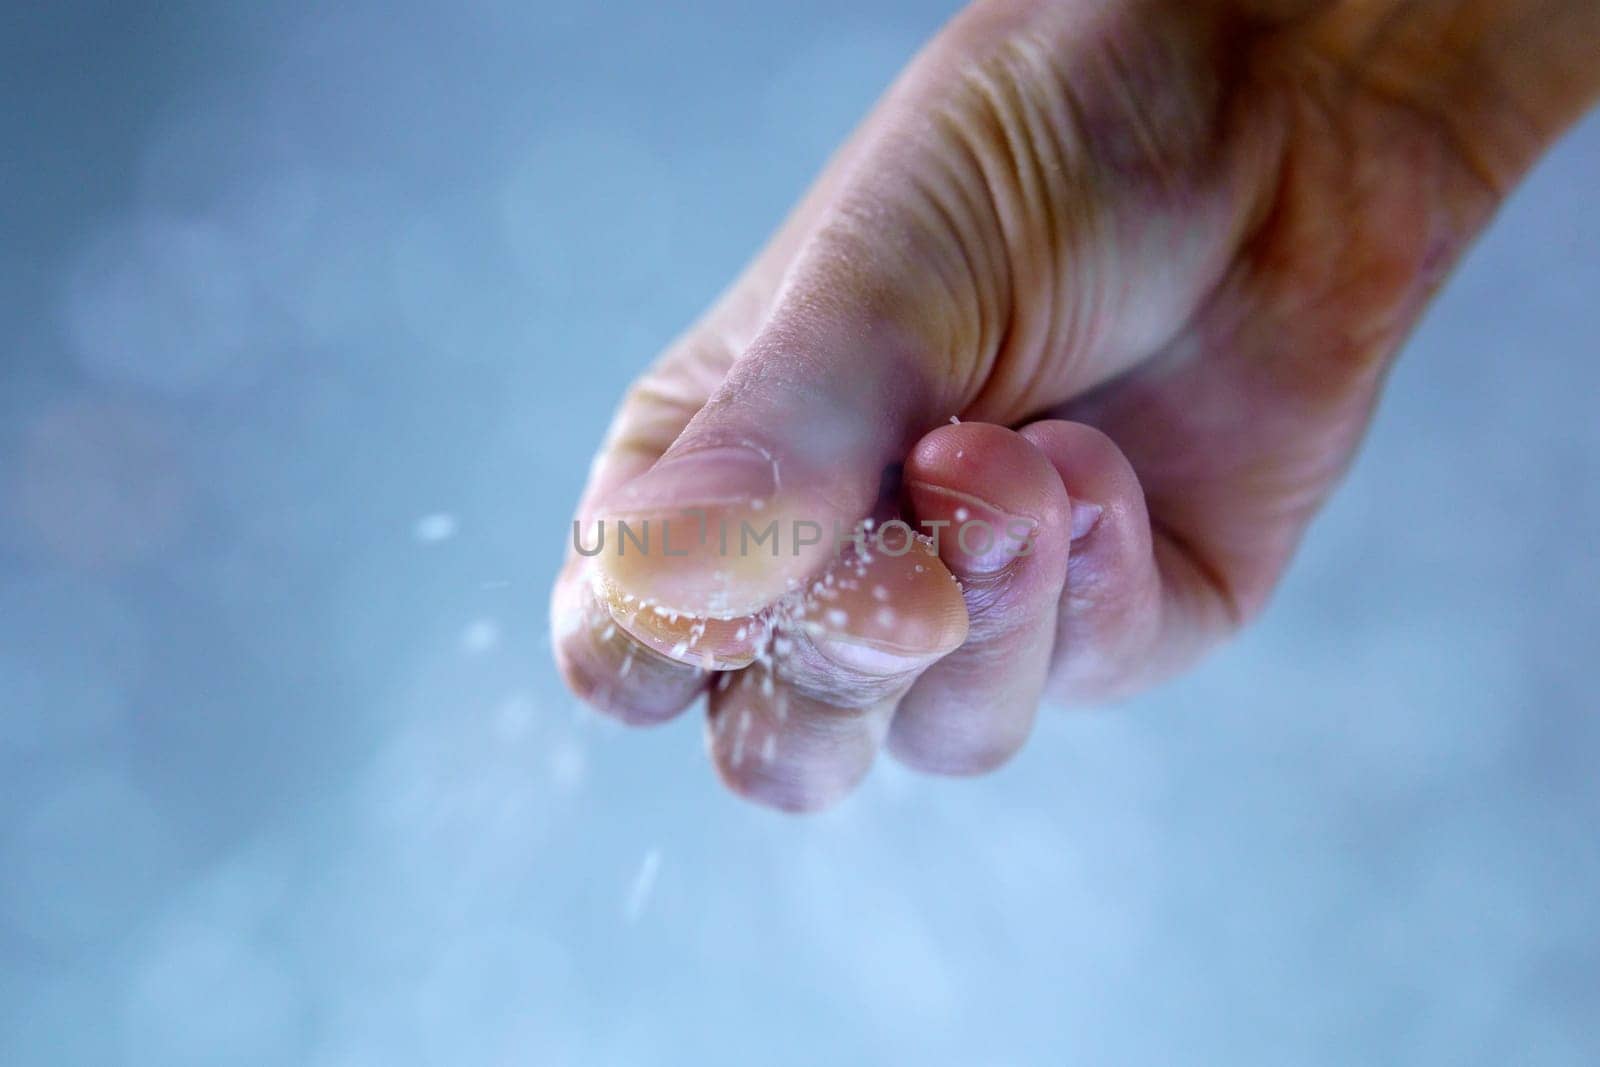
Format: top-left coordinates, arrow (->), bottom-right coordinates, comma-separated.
413,512 -> 458,543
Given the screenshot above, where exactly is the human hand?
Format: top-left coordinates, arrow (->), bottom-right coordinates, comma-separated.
552,0 -> 1600,810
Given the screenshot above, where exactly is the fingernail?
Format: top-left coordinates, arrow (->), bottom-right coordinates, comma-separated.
609,445 -> 776,513
1070,501 -> 1103,542
813,634 -> 943,677
909,482 -> 1034,577
960,515 -> 1037,576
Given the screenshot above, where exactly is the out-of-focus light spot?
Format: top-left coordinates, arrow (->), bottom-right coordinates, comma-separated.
389,214 -> 510,359
412,513 -> 458,543
0,768 -> 184,948
61,214 -> 264,396
218,169 -> 406,351
10,397 -> 190,568
0,573 -> 145,754
122,917 -> 308,1065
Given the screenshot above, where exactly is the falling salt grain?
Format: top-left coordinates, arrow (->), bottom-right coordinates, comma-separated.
624,848 -> 662,923
949,415 -> 961,424
825,609 -> 849,628
670,640 -> 689,658
460,619 -> 500,654
954,507 -> 970,522
413,512 -> 458,543
872,585 -> 889,602
761,734 -> 776,764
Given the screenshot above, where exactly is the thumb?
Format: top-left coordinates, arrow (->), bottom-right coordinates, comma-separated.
592,260 -> 950,620
589,12 -> 1022,620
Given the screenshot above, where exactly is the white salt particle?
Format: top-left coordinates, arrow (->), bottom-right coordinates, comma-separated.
413,512 -> 458,543
825,609 -> 849,628
624,848 -> 662,923
949,415 -> 961,424
954,507 -> 970,522
460,619 -> 500,654
872,585 -> 889,602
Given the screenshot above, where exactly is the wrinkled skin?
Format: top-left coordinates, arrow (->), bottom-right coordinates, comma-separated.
552,0 -> 1600,811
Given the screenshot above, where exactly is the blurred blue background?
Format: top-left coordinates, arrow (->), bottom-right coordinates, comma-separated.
1,2 -> 1597,1064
